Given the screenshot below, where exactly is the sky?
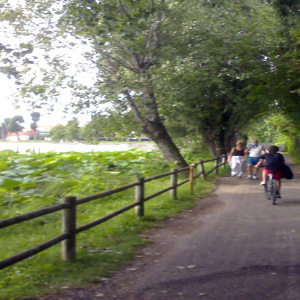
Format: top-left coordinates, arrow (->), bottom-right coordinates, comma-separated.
0,1 -> 98,130
0,74 -> 92,129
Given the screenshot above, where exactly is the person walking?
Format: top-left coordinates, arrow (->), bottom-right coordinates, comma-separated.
228,140 -> 247,178
246,139 -> 265,180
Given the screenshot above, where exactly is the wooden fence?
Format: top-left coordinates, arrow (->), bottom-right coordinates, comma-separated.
0,155 -> 227,270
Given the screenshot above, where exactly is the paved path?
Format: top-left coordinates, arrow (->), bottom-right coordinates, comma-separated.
43,158 -> 300,300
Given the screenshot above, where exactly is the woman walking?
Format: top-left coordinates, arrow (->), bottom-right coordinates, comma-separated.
228,140 -> 247,178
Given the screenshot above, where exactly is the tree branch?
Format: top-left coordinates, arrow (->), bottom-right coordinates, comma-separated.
124,90 -> 145,124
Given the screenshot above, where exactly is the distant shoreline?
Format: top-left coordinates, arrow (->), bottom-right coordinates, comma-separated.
0,141 -> 156,154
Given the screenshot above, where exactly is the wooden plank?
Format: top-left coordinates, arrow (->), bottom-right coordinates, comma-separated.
202,158 -> 217,163
177,179 -> 189,187
0,203 -> 68,229
0,233 -> 69,270
144,171 -> 174,183
77,182 -> 138,205
144,186 -> 173,202
76,202 -> 138,233
177,166 -> 190,172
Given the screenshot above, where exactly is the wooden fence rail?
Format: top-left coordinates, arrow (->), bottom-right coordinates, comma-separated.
0,155 -> 227,270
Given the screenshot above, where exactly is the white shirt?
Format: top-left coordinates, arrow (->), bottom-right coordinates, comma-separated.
249,145 -> 263,157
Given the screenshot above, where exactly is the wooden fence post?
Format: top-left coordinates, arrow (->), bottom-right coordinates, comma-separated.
193,163 -> 197,180
170,169 -> 178,200
200,160 -> 206,180
214,157 -> 219,174
135,178 -> 145,217
222,154 -> 226,169
62,196 -> 77,262
189,165 -> 194,194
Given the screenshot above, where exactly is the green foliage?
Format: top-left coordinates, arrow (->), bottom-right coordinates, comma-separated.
241,114 -> 279,143
255,0 -> 300,136
0,118 -> 10,140
244,112 -> 300,156
30,112 -> 40,122
49,124 -> 67,141
30,112 -> 40,139
270,0 -> 300,19
82,112 -> 142,141
0,149 -> 226,299
7,116 -> 24,139
157,0 -> 280,154
65,118 -> 80,141
0,149 -> 170,212
5,0 -> 299,164
49,119 -> 82,141
30,122 -> 37,131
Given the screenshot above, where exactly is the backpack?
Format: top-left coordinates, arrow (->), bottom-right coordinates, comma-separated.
281,164 -> 293,180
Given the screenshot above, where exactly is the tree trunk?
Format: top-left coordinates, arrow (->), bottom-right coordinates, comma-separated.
143,119 -> 188,168
203,133 -> 217,157
203,132 -> 228,157
124,83 -> 188,169
1,126 -> 7,141
225,133 -> 238,152
1,127 -> 5,140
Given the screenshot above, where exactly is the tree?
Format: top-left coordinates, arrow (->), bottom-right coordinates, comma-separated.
7,115 -> 24,140
270,0 -> 300,19
0,118 -> 10,140
252,0 -> 300,159
0,0 -> 190,167
157,0 -> 280,156
0,0 -> 284,161
82,111 -> 142,142
30,112 -> 41,141
60,0 -> 190,166
57,0 -> 281,157
50,124 -> 67,141
65,119 -> 80,141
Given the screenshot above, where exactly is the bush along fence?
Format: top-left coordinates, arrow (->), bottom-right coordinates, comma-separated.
0,155 -> 227,270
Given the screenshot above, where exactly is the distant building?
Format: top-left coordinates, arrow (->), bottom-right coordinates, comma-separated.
6,131 -> 30,141
37,126 -> 55,135
6,130 -> 41,141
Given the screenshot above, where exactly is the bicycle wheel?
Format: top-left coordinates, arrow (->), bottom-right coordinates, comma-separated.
271,179 -> 277,205
264,176 -> 271,200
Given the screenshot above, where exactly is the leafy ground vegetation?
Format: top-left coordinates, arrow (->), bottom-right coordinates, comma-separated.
0,148 -> 228,300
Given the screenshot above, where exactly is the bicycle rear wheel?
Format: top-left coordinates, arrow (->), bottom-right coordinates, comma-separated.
264,177 -> 271,200
270,179 -> 276,205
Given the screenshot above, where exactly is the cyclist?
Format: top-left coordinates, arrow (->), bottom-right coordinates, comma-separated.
255,145 -> 285,198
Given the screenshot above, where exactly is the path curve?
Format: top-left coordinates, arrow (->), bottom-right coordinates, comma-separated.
41,157 -> 300,300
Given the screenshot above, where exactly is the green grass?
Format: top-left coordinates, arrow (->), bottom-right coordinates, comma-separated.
286,152 -> 300,165
0,157 -> 229,300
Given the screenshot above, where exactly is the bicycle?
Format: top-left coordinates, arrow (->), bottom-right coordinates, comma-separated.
264,172 -> 277,205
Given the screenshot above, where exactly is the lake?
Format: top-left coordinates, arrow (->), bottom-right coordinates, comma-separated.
0,142 -> 156,154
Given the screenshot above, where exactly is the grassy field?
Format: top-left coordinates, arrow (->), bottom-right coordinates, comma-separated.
0,149 -> 229,299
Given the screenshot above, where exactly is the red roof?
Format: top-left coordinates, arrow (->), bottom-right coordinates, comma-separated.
7,130 -> 39,136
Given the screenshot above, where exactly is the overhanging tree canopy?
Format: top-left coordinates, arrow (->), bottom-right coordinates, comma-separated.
0,0 -> 291,159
